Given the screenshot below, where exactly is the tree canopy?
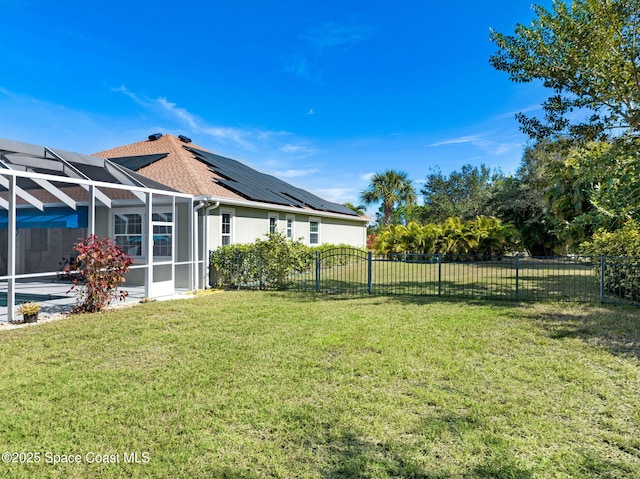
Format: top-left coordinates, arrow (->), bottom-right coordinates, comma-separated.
420,164 -> 501,223
362,1 -> 640,256
360,170 -> 416,227
490,0 -> 640,142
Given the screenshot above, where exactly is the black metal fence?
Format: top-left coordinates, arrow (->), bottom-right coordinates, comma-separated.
211,248 -> 640,305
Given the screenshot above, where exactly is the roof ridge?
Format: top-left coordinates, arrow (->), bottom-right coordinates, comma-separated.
92,134 -> 360,217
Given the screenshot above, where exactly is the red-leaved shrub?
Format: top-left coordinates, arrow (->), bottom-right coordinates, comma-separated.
69,235 -> 134,313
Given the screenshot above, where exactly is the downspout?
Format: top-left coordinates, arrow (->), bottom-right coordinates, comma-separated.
203,201 -> 220,288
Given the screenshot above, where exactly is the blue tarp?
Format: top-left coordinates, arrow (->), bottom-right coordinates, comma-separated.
0,206 -> 88,229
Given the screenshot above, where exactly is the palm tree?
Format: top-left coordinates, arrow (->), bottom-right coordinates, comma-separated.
341,202 -> 367,216
360,170 -> 416,227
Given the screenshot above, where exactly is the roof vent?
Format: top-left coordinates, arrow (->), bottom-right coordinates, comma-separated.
148,133 -> 163,141
178,135 -> 192,143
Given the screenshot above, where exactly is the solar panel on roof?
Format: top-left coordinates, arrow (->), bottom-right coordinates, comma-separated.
186,147 -> 358,216
109,153 -> 168,171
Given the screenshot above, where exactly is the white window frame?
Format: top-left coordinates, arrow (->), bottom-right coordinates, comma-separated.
220,208 -> 235,246
308,217 -> 321,245
268,212 -> 280,235
285,214 -> 295,240
112,208 -> 145,258
151,210 -> 174,261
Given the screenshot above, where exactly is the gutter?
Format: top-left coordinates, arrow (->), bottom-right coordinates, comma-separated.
199,196 -> 370,223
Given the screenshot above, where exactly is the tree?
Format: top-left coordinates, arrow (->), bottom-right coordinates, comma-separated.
360,170 -> 416,228
342,202 -> 366,216
490,0 -> 640,142
420,164 -> 502,223
491,174 -> 561,255
572,137 -> 640,226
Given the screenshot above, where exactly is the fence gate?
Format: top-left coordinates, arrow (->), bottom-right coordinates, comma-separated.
315,247 -> 372,294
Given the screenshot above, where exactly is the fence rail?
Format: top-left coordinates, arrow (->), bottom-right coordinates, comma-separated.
210,248 -> 640,305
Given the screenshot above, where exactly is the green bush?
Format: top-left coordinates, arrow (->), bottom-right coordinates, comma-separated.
580,221 -> 640,301
209,243 -> 257,288
373,216 -> 520,259
210,233 -> 313,290
210,237 -> 368,290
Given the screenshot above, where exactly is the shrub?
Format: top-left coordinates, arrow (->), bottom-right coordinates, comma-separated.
209,243 -> 257,288
373,216 -> 519,258
210,233 -> 313,290
69,235 -> 134,313
580,221 -> 640,301
210,236 -> 368,289
254,233 -> 313,289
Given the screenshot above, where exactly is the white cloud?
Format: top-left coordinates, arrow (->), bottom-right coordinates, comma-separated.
493,103 -> 542,121
313,187 -> 355,204
153,96 -> 254,150
284,57 -> 311,79
271,168 -> 319,178
114,86 -> 281,151
429,135 -> 483,147
302,23 -> 375,49
428,132 -> 521,158
279,143 -> 318,157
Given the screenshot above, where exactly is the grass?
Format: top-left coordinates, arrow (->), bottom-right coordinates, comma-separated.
0,291 -> 639,478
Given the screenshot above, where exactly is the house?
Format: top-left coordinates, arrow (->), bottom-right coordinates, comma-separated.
0,137 -> 195,322
95,133 -> 368,286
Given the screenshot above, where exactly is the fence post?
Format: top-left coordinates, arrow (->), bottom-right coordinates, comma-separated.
515,253 -> 519,301
259,256 -> 264,290
437,253 -> 442,296
600,255 -> 605,303
315,250 -> 321,293
367,251 -> 373,294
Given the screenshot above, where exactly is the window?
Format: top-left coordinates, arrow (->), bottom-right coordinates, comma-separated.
114,213 -> 143,256
152,211 -> 173,259
286,215 -> 295,240
221,211 -> 232,246
153,224 -> 172,257
152,212 -> 172,223
309,219 -> 320,245
268,213 -> 279,235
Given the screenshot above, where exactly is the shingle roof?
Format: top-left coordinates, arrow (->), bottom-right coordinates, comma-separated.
95,134 -> 359,217
95,134 -> 242,199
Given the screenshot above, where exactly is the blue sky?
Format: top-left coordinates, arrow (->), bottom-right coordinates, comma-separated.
0,0 -> 552,215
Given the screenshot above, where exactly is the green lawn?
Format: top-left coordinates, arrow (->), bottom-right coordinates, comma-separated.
1,291 -> 639,478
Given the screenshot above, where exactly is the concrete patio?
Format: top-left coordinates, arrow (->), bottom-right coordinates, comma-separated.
0,279 -> 193,325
